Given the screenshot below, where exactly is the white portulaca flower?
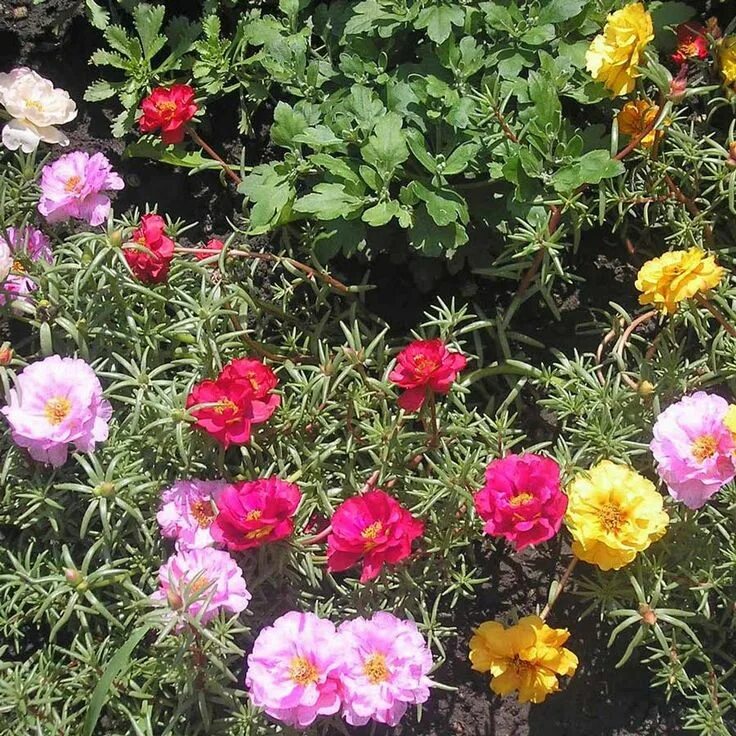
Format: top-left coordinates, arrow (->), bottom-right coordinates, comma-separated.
0,239 -> 12,283
0,68 -> 77,153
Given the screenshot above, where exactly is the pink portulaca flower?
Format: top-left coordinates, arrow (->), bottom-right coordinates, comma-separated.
473,453 -> 567,550
1,355 -> 111,467
0,226 -> 52,306
38,151 -> 124,226
339,612 -> 433,726
152,547 -> 250,627
246,611 -> 344,728
157,480 -> 228,550
651,392 -> 736,508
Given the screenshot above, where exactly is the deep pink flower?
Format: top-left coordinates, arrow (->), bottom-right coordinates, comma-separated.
38,151 -> 124,226
195,238 -> 225,261
651,392 -> 736,508
157,479 -> 228,550
327,490 -> 424,583
473,454 -> 567,550
1,355 -> 111,467
246,611 -> 344,728
211,477 -> 302,551
339,612 -> 433,726
123,213 -> 175,284
151,547 -> 250,627
389,338 -> 466,411
0,226 -> 52,306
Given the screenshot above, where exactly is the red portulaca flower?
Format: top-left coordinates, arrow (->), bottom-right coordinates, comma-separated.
672,22 -> 709,65
473,454 -> 567,551
195,238 -> 225,261
185,357 -> 279,447
211,477 -> 302,551
327,489 -> 424,583
123,213 -> 175,283
389,338 -> 466,412
139,84 -> 198,144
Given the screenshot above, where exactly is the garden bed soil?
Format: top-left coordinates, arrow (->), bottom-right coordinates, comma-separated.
0,2 -> 689,734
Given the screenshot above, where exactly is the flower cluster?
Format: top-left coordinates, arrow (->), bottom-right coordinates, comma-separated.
469,615 -> 578,703
186,357 -> 280,447
0,226 -> 52,307
246,610 -> 433,728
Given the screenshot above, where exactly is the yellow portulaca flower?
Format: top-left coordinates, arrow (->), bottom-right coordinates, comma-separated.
586,3 -> 654,96
635,248 -> 725,315
718,36 -> 736,87
469,615 -> 578,704
617,100 -> 668,148
565,460 -> 669,571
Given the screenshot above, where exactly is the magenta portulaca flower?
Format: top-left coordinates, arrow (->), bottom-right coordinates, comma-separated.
1,355 -> 112,467
152,547 -> 250,626
338,612 -> 433,726
38,151 -> 124,226
0,226 -> 52,306
650,392 -> 736,508
246,611 -> 344,728
156,479 -> 227,550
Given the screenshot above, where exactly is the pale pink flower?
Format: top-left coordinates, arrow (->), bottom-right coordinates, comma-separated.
38,151 -> 124,226
157,479 -> 227,550
1,355 -> 111,467
0,238 -> 11,282
246,611 -> 344,728
338,612 -> 433,726
0,226 -> 52,306
651,392 -> 736,508
151,547 -> 250,627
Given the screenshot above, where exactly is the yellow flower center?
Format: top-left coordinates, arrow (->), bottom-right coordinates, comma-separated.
510,655 -> 533,675
24,98 -> 44,112
363,653 -> 390,684
156,100 -> 178,118
289,656 -> 319,686
597,502 -> 626,534
413,354 -> 439,376
692,434 -> 717,462
509,492 -> 535,507
244,523 -> 274,540
246,509 -> 262,521
11,259 -> 25,274
188,574 -> 212,597
362,521 -> 383,549
44,397 -> 72,425
190,499 -> 215,527
65,175 -> 82,193
214,398 -> 238,414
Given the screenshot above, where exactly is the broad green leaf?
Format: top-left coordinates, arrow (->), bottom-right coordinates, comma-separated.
133,4 -> 166,60
552,150 -> 624,192
124,142 -> 219,170
361,113 -> 409,176
409,182 -> 468,226
313,218 -> 367,261
443,142 -> 479,175
482,2 -> 515,31
406,129 -> 437,174
527,71 -> 560,129
537,0 -> 586,24
362,200 -> 401,226
415,5 -> 465,44
294,183 -> 366,220
310,154 -> 362,187
293,125 -> 344,148
520,24 -> 555,46
271,103 -> 308,148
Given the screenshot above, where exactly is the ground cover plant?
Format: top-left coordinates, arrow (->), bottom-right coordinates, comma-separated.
1,0 -> 736,735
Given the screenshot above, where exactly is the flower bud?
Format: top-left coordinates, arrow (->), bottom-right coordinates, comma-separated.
167,588 -> 183,610
108,229 -> 123,248
64,568 -> 85,589
639,603 -> 657,626
727,142 -> 736,168
637,380 -> 655,396
0,342 -> 12,366
94,481 -> 116,498
668,66 -> 688,102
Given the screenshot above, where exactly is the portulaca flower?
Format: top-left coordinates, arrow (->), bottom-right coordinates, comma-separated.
0,239 -> 11,283
0,68 -> 77,153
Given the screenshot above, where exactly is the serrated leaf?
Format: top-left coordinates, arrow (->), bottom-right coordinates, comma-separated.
85,0 -> 110,30
405,129 -> 437,174
361,113 -> 409,176
84,80 -> 117,102
134,4 -> 166,57
415,5 -> 465,44
537,0 -> 585,24
520,24 -> 555,46
443,142 -> 479,176
362,200 -> 400,226
293,183 -> 366,220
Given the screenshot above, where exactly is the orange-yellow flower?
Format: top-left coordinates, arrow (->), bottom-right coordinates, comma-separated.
635,248 -> 725,315
718,36 -> 736,87
586,3 -> 654,96
469,615 -> 578,704
617,100 -> 668,148
724,405 -> 736,439
565,460 -> 669,571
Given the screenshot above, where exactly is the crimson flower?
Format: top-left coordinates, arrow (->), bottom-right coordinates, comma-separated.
139,84 -> 198,144
185,357 -> 279,447
195,238 -> 225,261
327,489 -> 424,583
123,213 -> 175,283
211,477 -> 302,551
389,338 -> 466,412
671,22 -> 709,65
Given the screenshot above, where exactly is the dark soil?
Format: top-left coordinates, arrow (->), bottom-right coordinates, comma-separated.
0,2 -> 691,735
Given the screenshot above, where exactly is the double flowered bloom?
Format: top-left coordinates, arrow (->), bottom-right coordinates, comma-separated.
123,213 -> 176,284
0,67 -> 76,152
157,479 -> 227,550
1,355 -> 112,467
186,357 -> 280,447
139,84 -> 198,144
617,100 -> 668,149
635,248 -> 725,314
651,392 -> 736,509
38,151 -> 124,226
246,610 -> 433,728
565,460 -> 669,570
327,489 -> 424,582
389,338 -> 466,412
585,3 -> 653,96
469,615 -> 578,704
474,453 -> 567,551
672,22 -> 709,65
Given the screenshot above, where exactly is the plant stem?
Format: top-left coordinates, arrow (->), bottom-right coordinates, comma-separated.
695,293 -> 736,339
540,557 -> 578,622
301,524 -> 332,547
187,127 -> 242,186
427,390 -> 439,447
